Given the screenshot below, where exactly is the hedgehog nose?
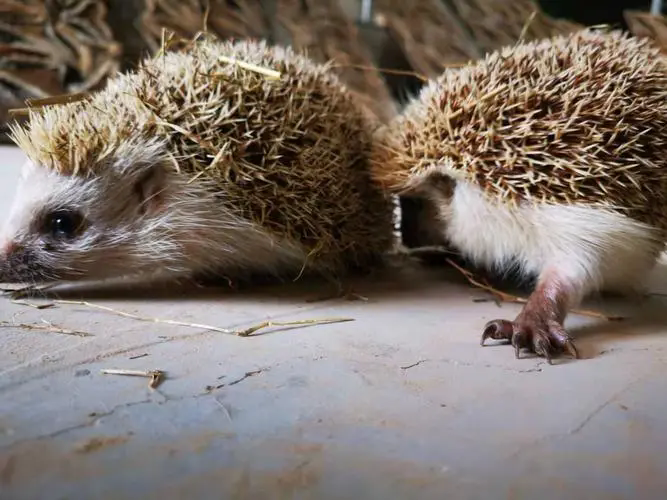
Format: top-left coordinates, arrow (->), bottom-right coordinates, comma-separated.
1,241 -> 14,256
0,241 -> 17,268
0,242 -> 9,281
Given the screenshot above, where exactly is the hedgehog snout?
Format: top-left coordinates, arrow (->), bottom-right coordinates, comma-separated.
0,240 -> 20,282
0,243 -> 7,282
0,239 -> 56,284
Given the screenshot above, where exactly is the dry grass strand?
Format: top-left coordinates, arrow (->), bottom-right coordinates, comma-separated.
445,258 -> 625,321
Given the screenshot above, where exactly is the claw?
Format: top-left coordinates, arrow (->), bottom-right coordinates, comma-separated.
533,335 -> 554,364
534,336 -> 549,358
480,322 -> 497,346
480,273 -> 580,363
564,340 -> 579,359
481,319 -> 513,346
481,317 -> 579,364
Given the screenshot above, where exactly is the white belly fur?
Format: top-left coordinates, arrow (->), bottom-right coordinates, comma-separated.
435,181 -> 665,298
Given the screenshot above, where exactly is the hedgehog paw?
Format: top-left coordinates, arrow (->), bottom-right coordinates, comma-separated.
480,317 -> 578,364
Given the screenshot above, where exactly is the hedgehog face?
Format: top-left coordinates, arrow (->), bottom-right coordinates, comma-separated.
0,158 -> 179,284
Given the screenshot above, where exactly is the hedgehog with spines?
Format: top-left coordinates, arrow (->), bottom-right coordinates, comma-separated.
0,36 -> 395,287
372,29 -> 667,363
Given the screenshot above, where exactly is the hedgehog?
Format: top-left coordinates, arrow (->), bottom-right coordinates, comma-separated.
371,29 -> 667,363
0,37 -> 395,288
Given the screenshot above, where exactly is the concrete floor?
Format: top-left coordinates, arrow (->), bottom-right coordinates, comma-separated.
1,145 -> 667,499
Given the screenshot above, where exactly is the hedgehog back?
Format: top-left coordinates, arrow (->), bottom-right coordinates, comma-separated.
373,29 -> 667,229
12,38 -> 395,274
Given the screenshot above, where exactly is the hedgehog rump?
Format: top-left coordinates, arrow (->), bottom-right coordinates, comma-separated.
371,29 -> 667,229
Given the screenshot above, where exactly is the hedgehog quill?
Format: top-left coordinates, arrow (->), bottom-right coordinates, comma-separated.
0,37 -> 394,287
372,29 -> 667,363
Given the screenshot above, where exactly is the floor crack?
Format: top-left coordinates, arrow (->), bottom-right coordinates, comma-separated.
508,360 -> 666,460
0,398 -> 152,451
400,360 -> 427,370
399,358 -> 544,374
2,366 -> 269,450
205,369 -> 266,391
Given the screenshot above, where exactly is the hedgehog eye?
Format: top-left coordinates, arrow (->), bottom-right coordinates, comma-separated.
45,210 -> 85,240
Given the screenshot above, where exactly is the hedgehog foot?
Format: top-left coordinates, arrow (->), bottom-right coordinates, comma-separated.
481,317 -> 578,364
479,270 -> 579,364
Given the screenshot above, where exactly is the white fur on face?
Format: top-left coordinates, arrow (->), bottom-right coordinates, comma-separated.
3,160 -> 62,242
0,161 -> 107,282
428,181 -> 665,304
0,158 -> 311,285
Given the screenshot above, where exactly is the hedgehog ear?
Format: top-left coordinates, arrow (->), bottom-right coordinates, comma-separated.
133,164 -> 167,216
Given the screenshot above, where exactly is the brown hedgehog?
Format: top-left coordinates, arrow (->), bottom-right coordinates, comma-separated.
0,37 -> 395,287
372,29 -> 667,363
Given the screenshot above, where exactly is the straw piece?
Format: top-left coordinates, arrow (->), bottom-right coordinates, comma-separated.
218,55 -> 281,80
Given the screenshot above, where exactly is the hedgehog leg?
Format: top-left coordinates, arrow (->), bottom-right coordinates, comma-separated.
480,269 -> 578,364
